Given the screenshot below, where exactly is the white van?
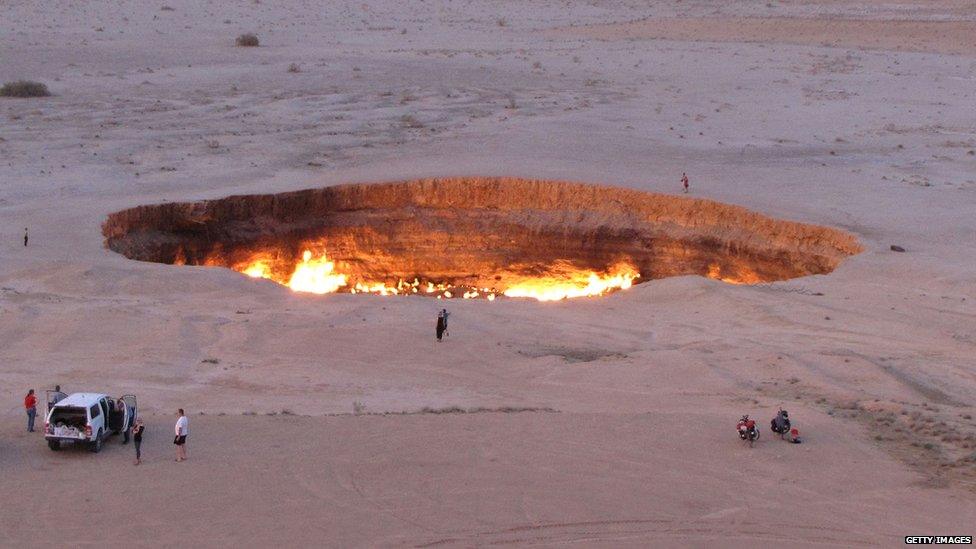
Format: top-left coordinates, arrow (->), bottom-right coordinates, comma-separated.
44,393 -> 137,452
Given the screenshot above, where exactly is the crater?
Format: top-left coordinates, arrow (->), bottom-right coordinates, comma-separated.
102,177 -> 862,301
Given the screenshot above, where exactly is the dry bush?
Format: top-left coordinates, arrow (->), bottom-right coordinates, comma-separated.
287,63 -> 301,73
0,80 -> 50,98
400,114 -> 424,128
496,18 -> 507,27
236,33 -> 259,47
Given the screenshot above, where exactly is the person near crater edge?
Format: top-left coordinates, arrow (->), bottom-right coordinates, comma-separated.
436,309 -> 448,342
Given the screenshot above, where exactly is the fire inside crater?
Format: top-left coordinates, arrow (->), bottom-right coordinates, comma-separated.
102,178 -> 861,301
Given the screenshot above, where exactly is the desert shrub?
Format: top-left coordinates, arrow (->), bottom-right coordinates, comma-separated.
236,33 -> 259,47
400,114 -> 424,128
287,63 -> 301,73
0,80 -> 50,98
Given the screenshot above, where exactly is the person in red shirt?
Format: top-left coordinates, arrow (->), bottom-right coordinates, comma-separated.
24,389 -> 38,432
789,428 -> 802,444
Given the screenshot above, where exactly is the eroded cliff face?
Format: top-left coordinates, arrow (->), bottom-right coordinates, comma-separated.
102,177 -> 862,299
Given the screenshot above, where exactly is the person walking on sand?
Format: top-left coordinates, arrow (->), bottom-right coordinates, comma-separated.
436,310 -> 447,342
132,418 -> 145,465
23,228 -> 28,247
24,389 -> 38,432
681,173 -> 689,194
174,409 -> 188,462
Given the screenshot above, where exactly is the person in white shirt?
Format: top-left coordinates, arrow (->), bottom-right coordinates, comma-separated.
174,409 -> 189,462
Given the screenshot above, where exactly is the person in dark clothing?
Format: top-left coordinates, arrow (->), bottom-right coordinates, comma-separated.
23,228 -> 28,247
771,409 -> 791,438
132,418 -> 145,465
436,313 -> 446,341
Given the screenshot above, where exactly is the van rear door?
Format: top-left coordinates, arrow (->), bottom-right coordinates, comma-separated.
122,395 -> 137,427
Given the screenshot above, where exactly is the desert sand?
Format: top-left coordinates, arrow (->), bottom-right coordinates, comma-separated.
1,0 -> 975,546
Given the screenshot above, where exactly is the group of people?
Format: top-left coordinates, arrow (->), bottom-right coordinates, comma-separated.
115,408 -> 186,466
22,386 -> 188,465
22,386 -> 64,432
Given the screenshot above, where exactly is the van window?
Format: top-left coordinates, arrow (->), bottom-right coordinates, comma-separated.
89,404 -> 100,419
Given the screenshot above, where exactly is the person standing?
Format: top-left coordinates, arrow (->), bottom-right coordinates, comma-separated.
132,418 -> 145,465
435,311 -> 446,342
681,173 -> 689,194
23,227 -> 28,247
49,384 -> 65,408
24,389 -> 38,432
174,409 -> 188,462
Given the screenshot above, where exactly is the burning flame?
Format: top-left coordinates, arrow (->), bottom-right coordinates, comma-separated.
502,262 -> 639,302
236,249 -> 640,301
243,261 -> 272,279
705,263 -> 761,285
286,250 -> 347,294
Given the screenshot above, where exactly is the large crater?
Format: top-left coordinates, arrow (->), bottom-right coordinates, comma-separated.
102,177 -> 862,300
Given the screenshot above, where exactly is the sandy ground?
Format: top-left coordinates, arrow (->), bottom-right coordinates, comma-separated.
558,17 -> 976,55
2,412 -> 972,548
1,0 -> 975,546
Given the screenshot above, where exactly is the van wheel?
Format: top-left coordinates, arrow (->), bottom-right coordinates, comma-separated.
48,440 -> 61,451
89,431 -> 103,453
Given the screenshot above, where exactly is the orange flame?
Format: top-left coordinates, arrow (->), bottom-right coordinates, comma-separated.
502,262 -> 639,301
236,249 -> 640,301
286,250 -> 347,294
705,263 -> 761,285
243,261 -> 272,279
